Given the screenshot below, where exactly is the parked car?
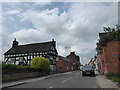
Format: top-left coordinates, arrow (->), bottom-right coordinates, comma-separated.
82,65 -> 95,76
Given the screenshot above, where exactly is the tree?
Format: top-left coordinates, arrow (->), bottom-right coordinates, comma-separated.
31,57 -> 50,71
96,25 -> 120,54
103,25 -> 120,41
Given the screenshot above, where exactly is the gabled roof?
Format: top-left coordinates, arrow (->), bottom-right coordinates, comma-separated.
66,52 -> 80,61
57,56 -> 73,63
4,41 -> 57,55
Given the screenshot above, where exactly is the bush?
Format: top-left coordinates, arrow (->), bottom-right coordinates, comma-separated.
31,57 -> 50,71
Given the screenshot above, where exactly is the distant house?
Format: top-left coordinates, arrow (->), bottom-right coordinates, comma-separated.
88,58 -> 96,69
4,39 -> 58,71
66,52 -> 80,70
56,56 -> 73,73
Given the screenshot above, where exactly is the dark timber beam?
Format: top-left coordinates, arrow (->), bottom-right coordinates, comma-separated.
5,58 -> 9,64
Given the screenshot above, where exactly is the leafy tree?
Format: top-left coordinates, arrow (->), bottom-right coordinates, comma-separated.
31,57 -> 50,71
96,25 -> 120,54
103,25 -> 120,41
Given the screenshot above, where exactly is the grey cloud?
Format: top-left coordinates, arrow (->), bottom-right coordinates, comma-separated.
2,2 -> 118,64
20,8 -> 69,36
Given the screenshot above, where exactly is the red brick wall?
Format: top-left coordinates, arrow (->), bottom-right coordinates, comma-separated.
119,57 -> 120,74
56,57 -> 73,73
118,42 -> 120,73
97,54 -> 104,74
103,41 -> 120,74
97,41 -> 120,74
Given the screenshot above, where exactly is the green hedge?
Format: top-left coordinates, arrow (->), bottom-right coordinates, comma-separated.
2,56 -> 50,75
2,63 -> 48,74
2,63 -> 19,70
2,63 -> 40,70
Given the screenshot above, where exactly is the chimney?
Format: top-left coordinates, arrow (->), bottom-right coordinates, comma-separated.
52,39 -> 54,41
12,38 -> 19,48
70,51 -> 75,54
52,39 -> 56,48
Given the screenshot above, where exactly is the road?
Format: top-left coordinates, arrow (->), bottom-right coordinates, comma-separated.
4,71 -> 99,89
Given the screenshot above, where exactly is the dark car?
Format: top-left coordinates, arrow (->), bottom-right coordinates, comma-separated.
82,65 -> 95,76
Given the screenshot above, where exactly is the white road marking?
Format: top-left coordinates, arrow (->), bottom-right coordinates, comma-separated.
49,86 -> 53,88
62,77 -> 72,83
46,86 -> 53,90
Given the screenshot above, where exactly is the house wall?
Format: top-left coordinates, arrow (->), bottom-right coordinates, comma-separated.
103,41 -> 120,74
97,41 -> 120,74
66,52 -> 80,70
97,54 -> 104,74
56,57 -> 73,73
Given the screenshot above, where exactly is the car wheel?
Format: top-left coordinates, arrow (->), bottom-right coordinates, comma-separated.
92,72 -> 95,76
82,72 -> 85,76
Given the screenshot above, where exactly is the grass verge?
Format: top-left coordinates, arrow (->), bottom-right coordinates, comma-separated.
106,73 -> 120,83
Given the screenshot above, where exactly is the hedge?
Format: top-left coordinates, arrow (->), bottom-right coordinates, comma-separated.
2,63 -> 47,74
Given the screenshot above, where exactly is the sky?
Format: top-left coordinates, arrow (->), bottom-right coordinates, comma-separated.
0,1 -> 118,65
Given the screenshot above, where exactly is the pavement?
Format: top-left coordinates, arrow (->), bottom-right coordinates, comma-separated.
96,72 -> 119,89
1,71 -> 120,89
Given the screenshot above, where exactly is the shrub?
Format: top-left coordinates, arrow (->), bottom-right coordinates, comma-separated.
31,57 -> 50,71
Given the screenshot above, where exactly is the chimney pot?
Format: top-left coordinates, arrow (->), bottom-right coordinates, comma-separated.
70,52 -> 75,54
12,38 -> 19,48
52,39 -> 54,41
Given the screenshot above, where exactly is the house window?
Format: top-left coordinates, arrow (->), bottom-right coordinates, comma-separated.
56,57 -> 59,61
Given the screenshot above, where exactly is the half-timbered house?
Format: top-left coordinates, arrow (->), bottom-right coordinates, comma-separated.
4,39 -> 58,70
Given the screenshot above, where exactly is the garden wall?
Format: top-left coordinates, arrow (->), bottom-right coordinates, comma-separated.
2,70 -> 56,83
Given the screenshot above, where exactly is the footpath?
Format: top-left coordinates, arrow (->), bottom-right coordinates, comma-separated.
96,72 -> 120,89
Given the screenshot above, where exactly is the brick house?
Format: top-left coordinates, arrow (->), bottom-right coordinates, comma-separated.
97,53 -> 104,74
96,33 -> 120,74
66,52 -> 80,70
56,56 -> 73,73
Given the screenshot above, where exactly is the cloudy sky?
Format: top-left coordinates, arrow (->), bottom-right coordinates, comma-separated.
1,1 -> 118,64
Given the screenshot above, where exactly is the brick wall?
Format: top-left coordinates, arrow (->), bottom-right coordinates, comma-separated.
56,56 -> 73,73
104,41 -> 120,74
66,52 -> 80,70
97,41 -> 120,74
97,54 -> 104,74
2,71 -> 50,83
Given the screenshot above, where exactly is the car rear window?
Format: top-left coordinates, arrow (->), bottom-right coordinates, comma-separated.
83,65 -> 92,69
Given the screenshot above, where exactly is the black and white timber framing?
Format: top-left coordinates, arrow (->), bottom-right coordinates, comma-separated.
4,39 -> 58,67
